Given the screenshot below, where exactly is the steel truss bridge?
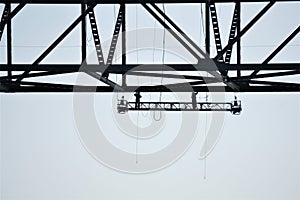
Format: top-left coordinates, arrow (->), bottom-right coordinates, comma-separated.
0,0 -> 299,98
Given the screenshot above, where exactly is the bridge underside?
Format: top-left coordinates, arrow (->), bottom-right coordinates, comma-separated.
0,1 -> 299,93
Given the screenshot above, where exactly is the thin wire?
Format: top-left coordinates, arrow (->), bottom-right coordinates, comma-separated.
87,32 -> 93,46
150,20 -> 157,103
136,111 -> 140,164
135,5 -> 140,164
135,5 -> 142,112
153,109 -> 162,121
136,5 -> 139,64
152,20 -> 157,64
200,3 -> 205,44
148,19 -> 158,121
219,4 -> 223,19
200,3 -> 208,180
203,92 -> 208,180
135,5 -> 147,118
159,4 -> 166,103
154,4 -> 166,122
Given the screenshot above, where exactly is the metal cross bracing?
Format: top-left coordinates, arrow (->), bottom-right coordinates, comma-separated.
0,0 -> 299,93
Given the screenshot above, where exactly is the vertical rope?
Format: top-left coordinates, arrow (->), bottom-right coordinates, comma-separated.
136,111 -> 140,164
203,92 -> 208,179
200,3 -> 205,46
136,5 -> 139,64
135,5 -> 140,164
200,3 -> 208,180
159,4 -> 166,103
150,19 -> 157,103
153,4 -> 165,122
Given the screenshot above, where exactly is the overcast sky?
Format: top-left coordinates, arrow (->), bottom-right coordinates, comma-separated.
1,2 -> 300,200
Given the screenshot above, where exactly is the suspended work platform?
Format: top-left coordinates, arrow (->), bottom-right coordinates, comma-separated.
117,93 -> 242,114
117,100 -> 242,114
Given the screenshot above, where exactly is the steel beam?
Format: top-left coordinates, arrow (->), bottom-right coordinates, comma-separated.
249,26 -> 300,78
6,4 -> 11,79
16,3 -> 97,82
85,71 -> 124,91
0,1 -> 299,94
121,4 -> 127,87
142,3 -> 202,60
150,3 -> 207,58
128,71 -> 218,81
0,71 -> 75,81
214,2 -> 275,61
236,2 -> 241,77
1,84 -> 299,93
81,3 -> 87,63
0,0 -> 298,3
107,6 -> 123,64
205,2 -> 210,55
144,3 -> 239,91
233,70 -> 300,81
0,3 -> 25,34
1,63 -> 299,72
249,80 -> 300,88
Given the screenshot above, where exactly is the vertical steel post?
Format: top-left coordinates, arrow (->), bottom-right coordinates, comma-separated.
7,3 -> 12,79
205,2 -> 210,56
237,2 -> 241,77
121,3 -> 127,86
81,3 -> 87,63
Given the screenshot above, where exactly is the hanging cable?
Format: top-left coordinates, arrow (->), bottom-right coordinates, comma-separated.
153,4 -> 166,122
135,5 -> 141,91
159,4 -> 166,103
199,3 -> 208,179
150,18 -> 157,103
153,108 -> 162,121
135,5 -> 140,164
152,21 -> 157,64
134,5 -> 148,118
147,18 -> 159,120
87,34 -> 93,46
200,3 -> 205,46
136,5 -> 139,64
203,90 -> 208,180
136,111 -> 140,164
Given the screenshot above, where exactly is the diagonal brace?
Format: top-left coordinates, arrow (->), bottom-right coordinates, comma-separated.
249,26 -> 300,78
106,6 -> 124,64
16,3 -> 97,82
214,2 -> 275,61
0,3 -> 25,41
142,3 -> 201,60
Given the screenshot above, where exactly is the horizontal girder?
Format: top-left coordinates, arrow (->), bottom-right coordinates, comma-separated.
0,83 -> 299,93
0,64 -> 299,73
0,0 -> 299,3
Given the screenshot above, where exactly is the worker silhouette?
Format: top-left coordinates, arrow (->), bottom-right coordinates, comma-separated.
134,92 -> 142,109
120,96 -> 126,106
233,96 -> 238,107
191,92 -> 198,110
